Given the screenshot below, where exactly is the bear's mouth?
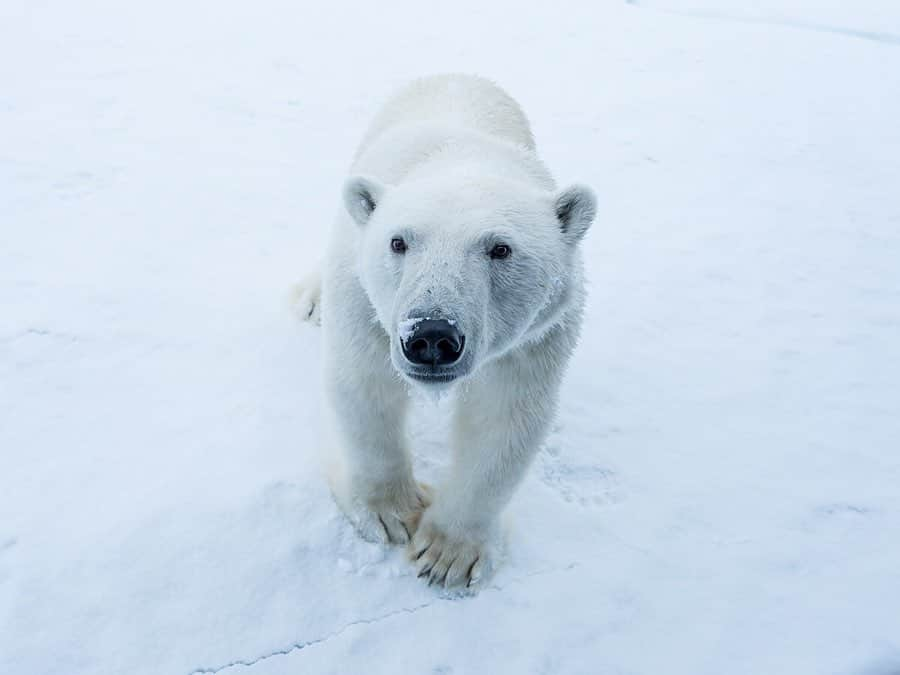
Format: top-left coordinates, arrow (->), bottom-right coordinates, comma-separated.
404,371 -> 460,385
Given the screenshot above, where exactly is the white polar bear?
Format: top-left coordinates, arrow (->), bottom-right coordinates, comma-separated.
294,74 -> 596,589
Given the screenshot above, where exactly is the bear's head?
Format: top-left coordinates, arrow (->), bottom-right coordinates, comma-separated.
343,175 -> 596,389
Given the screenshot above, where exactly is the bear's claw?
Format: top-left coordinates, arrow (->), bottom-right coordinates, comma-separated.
351,482 -> 431,546
408,518 -> 492,590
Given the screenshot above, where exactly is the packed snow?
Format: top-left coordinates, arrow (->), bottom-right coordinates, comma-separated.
2,1 -> 899,674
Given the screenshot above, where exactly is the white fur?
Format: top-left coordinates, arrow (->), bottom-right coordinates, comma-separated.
297,74 -> 596,590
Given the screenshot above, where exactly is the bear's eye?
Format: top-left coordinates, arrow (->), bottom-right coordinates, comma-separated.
390,237 -> 407,254
489,243 -> 512,260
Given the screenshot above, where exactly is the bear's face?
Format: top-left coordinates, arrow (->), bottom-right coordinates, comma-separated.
344,176 -> 595,389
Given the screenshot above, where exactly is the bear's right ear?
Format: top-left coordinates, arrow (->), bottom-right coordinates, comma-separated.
343,176 -> 385,226
554,184 -> 597,244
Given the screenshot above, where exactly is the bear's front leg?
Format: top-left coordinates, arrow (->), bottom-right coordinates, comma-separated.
326,360 -> 430,544
323,291 -> 428,545
409,331 -> 568,589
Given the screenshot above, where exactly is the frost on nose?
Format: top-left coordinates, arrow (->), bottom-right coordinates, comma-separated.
398,315 -> 458,344
398,317 -> 425,345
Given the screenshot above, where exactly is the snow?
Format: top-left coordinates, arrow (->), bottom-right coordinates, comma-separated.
2,0 -> 899,674
398,317 -> 458,345
399,318 -> 426,345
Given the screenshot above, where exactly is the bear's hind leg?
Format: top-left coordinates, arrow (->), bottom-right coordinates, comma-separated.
289,266 -> 322,325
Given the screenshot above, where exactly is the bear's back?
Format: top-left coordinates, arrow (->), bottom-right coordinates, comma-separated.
355,74 -> 535,162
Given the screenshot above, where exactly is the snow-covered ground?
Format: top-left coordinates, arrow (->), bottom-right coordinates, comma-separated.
2,1 -> 899,673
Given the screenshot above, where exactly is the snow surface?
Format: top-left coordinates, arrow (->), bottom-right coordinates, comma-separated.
2,1 -> 899,674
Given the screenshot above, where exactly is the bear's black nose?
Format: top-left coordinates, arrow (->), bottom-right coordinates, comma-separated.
401,318 -> 465,367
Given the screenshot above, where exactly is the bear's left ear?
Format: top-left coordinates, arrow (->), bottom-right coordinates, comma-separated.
343,175 -> 386,227
554,185 -> 597,244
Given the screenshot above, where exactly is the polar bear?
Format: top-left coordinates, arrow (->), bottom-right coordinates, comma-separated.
294,74 -> 596,589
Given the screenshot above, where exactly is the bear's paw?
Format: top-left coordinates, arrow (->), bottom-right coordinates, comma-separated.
288,269 -> 322,326
349,482 -> 431,546
408,515 -> 496,591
